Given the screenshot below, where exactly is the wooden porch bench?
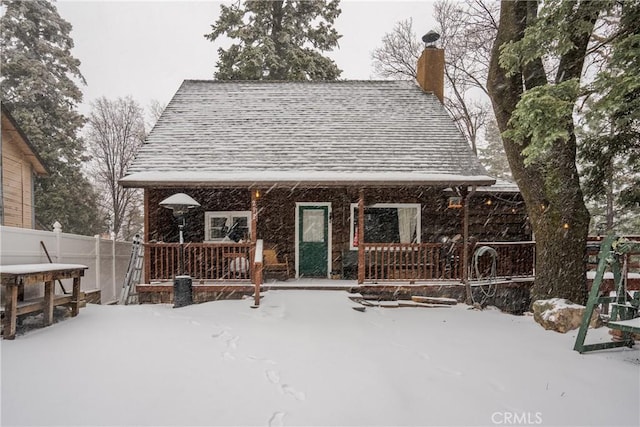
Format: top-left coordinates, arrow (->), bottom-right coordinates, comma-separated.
263,249 -> 289,280
1,263 -> 88,339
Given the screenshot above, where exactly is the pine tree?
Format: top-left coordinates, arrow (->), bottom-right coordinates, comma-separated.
1,0 -> 100,234
477,120 -> 512,181
579,1 -> 640,233
205,0 -> 342,80
487,0 -> 634,304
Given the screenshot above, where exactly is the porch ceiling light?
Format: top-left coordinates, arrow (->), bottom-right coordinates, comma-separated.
448,196 -> 462,209
159,193 -> 201,217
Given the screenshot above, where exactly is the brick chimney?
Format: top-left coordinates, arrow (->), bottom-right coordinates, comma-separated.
416,47 -> 445,104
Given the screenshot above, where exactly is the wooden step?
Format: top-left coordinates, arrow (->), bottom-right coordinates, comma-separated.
399,300 -> 453,308
349,294 -> 455,309
411,296 -> 458,305
354,299 -> 452,309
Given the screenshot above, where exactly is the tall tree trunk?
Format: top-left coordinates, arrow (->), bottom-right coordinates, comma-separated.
606,157 -> 615,231
270,0 -> 286,80
606,121 -> 615,231
487,0 -> 593,304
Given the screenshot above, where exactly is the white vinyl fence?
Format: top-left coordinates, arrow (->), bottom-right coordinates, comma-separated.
0,224 -> 134,304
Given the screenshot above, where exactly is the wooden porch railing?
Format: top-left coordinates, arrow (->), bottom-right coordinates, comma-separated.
363,243 -> 463,282
474,241 -> 536,278
362,241 -> 535,282
587,236 -> 640,273
146,242 -> 253,282
145,241 -> 536,283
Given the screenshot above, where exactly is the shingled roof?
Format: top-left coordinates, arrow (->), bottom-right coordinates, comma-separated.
121,80 -> 494,188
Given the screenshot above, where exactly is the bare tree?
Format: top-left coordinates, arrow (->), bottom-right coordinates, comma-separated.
146,99 -> 166,132
371,18 -> 421,80
435,0 -> 498,96
86,96 -> 145,239
371,1 -> 499,154
436,0 -> 498,154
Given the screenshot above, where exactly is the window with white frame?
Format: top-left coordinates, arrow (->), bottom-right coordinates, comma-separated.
204,211 -> 251,242
350,203 -> 420,249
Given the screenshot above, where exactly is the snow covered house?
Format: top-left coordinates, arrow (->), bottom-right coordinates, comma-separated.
1,106 -> 48,229
121,47 -> 532,288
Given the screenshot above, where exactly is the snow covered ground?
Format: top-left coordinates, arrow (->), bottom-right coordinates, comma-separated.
2,290 -> 639,427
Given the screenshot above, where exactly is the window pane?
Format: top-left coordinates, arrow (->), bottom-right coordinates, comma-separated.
210,217 -> 228,239
352,205 -> 419,245
303,210 -> 324,242
228,216 -> 249,241
210,217 -> 228,228
205,211 -> 251,241
232,217 -> 248,227
365,208 -> 399,243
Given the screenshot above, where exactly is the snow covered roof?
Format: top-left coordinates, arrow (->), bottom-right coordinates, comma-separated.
121,80 -> 494,188
443,179 -> 521,194
478,179 -> 520,193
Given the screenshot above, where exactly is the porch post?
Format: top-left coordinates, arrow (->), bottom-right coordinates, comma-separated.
358,188 -> 365,285
144,189 -> 150,283
250,189 -> 259,284
462,186 -> 476,305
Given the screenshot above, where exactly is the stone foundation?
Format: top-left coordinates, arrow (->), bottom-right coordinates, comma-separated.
353,279 -> 533,314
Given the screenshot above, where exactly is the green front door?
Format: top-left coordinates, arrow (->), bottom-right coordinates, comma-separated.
298,205 -> 329,277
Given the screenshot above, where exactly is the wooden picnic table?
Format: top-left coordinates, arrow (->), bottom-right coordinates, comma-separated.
1,263 -> 88,339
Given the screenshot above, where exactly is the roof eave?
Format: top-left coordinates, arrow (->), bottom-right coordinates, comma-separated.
1,106 -> 49,176
120,174 -> 496,189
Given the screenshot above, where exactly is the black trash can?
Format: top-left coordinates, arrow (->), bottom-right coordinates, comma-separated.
173,275 -> 193,308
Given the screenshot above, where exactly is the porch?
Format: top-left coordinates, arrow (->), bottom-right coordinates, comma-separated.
139,185 -> 535,307
137,236 -> 640,312
143,240 -> 536,284
142,185 -> 532,284
138,239 -> 536,310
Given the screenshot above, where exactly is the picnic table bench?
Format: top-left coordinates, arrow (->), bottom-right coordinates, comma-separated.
1,263 -> 88,340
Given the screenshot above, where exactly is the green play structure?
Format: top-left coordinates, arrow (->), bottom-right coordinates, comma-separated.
574,235 -> 640,353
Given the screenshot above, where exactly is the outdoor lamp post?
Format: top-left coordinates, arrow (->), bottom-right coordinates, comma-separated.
160,193 -> 200,307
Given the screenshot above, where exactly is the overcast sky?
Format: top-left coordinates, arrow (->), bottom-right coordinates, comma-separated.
56,0 -> 437,115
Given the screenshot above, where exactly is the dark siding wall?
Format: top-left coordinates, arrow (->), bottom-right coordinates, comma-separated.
147,187 -> 531,275
148,188 -> 250,243
468,193 -> 531,241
